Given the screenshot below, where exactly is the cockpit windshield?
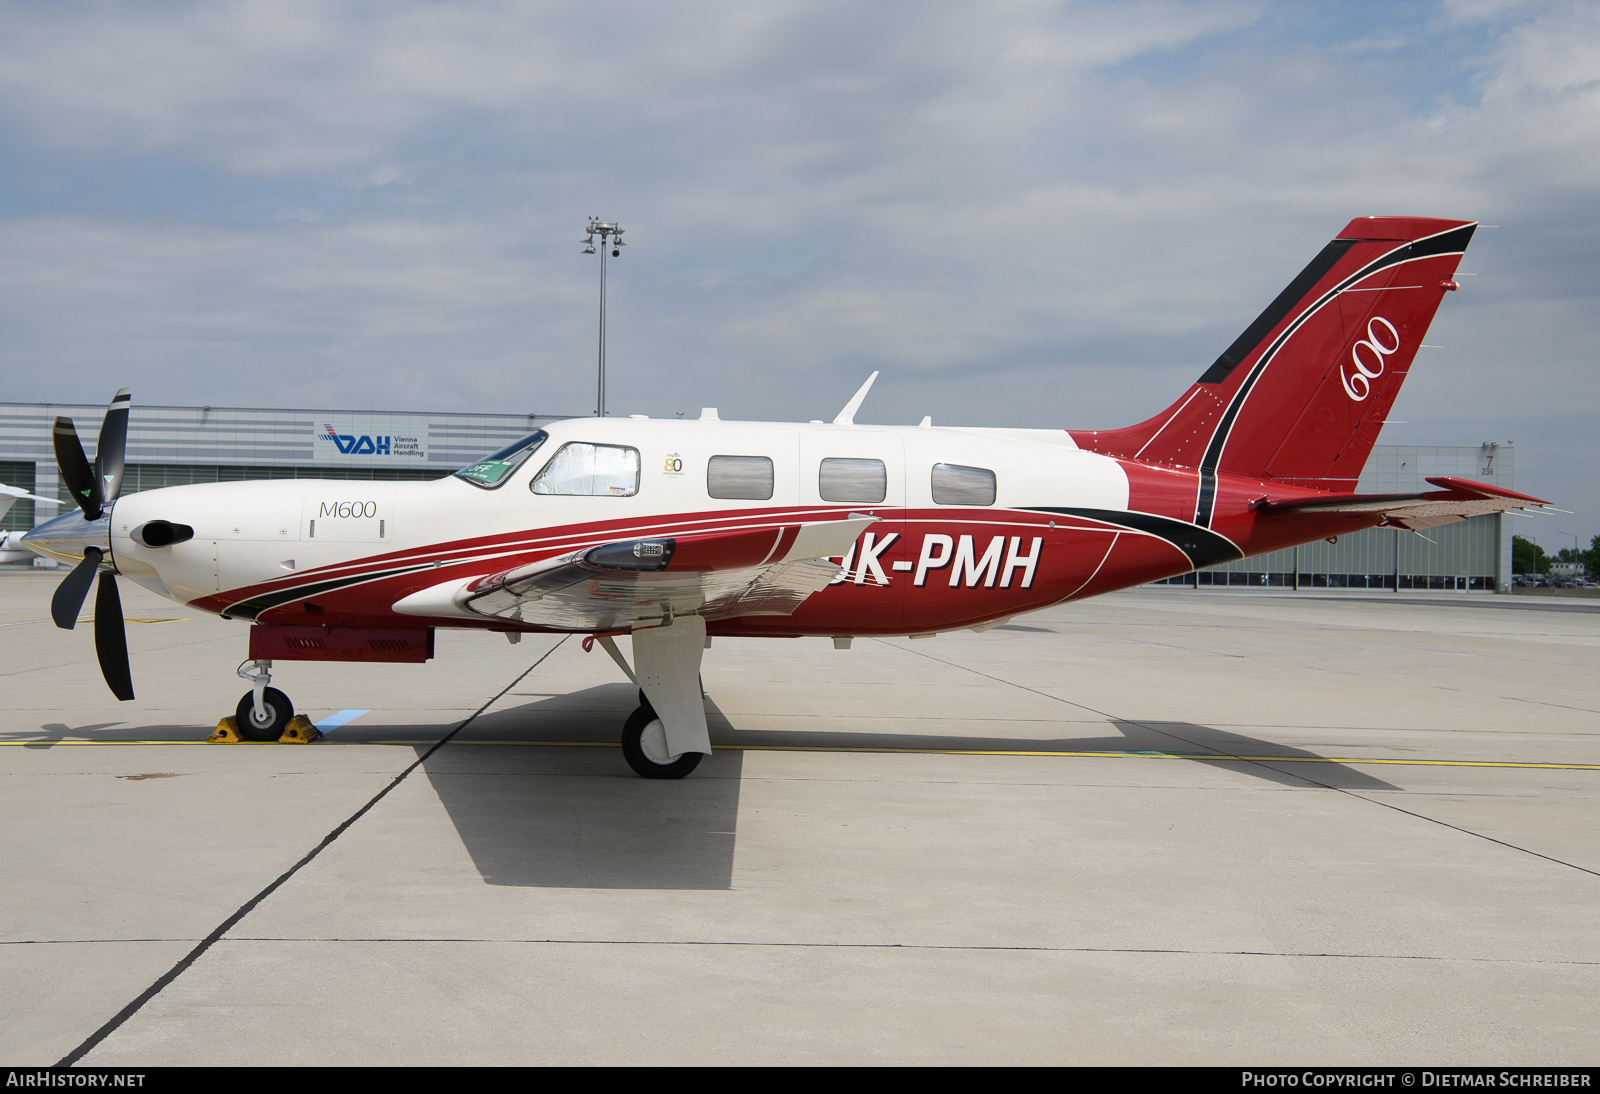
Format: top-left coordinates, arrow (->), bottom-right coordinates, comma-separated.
454,430 -> 549,489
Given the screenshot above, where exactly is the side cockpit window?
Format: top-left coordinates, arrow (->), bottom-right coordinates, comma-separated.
531,442 -> 641,496
707,455 -> 774,500
454,431 -> 548,489
931,463 -> 996,505
819,458 -> 886,504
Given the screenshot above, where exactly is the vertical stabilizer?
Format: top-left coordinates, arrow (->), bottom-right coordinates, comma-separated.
1071,216 -> 1475,524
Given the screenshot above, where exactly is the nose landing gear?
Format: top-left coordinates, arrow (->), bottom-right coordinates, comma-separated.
232,659 -> 292,740
235,687 -> 294,740
212,659 -> 316,743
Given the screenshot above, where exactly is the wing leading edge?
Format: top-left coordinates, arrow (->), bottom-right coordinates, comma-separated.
393,516 -> 878,631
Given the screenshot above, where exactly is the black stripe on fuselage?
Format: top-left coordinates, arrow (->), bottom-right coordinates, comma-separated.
1195,472 -> 1219,535
1024,507 -> 1242,570
213,506 -> 884,622
1189,224 -> 1475,528
220,561 -> 441,621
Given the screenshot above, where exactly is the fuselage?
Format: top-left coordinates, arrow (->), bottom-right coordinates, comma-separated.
99,415 -> 1367,638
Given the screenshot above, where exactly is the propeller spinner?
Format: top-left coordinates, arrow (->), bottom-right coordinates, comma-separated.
22,389 -> 135,700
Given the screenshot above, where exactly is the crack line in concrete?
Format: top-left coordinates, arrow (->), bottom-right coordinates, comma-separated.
54,636 -> 569,1069
12,936 -> 1598,965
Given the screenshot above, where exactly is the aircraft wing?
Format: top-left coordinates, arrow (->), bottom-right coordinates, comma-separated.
0,485 -> 59,556
0,483 -> 59,504
394,516 -> 877,631
1256,476 -> 1551,532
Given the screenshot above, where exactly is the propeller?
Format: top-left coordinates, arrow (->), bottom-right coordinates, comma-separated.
42,389 -> 135,701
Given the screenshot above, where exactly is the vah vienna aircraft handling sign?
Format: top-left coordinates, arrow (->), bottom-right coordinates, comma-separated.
311,420 -> 429,463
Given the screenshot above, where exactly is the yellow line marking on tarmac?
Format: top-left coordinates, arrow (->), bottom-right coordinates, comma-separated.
3,739 -> 1597,770
1054,631 -> 1535,645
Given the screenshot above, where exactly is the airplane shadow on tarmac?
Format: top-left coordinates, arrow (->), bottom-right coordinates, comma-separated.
20,722 -> 123,747
418,683 -> 1397,892
418,683 -> 744,892
1101,720 -> 1402,792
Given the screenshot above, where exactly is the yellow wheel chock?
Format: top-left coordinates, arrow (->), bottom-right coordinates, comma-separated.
278,715 -> 321,744
208,714 -> 322,744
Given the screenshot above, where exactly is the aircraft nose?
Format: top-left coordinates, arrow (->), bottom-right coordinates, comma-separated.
20,508 -> 113,565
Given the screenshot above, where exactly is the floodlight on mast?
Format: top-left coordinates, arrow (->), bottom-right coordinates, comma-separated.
582,217 -> 625,417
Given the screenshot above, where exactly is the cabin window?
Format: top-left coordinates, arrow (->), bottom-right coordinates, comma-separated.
819,457 -> 886,504
454,430 -> 548,489
531,443 -> 641,496
931,463 -> 996,505
707,455 -> 774,500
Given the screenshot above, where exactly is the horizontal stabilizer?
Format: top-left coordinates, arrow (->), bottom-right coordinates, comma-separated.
1256,476 -> 1550,532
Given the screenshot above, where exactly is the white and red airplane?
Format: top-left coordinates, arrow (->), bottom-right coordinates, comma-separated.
23,216 -> 1550,777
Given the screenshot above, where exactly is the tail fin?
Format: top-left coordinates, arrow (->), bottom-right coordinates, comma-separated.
1072,216 -> 1475,519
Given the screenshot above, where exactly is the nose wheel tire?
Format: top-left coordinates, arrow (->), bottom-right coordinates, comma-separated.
235,687 -> 294,741
621,704 -> 703,779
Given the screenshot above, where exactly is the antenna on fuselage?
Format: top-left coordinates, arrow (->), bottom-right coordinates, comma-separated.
833,371 -> 879,426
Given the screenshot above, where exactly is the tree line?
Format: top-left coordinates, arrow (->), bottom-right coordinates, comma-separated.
1513,534 -> 1600,576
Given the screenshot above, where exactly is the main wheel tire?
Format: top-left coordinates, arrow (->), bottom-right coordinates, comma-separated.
235,687 -> 294,741
620,704 -> 703,779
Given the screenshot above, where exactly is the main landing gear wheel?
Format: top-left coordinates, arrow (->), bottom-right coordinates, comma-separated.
235,687 -> 294,741
621,704 -> 702,780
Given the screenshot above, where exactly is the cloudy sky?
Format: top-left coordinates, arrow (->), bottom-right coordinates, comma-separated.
1,1 -> 1596,543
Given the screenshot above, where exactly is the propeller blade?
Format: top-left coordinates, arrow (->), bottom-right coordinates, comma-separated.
51,546 -> 102,630
53,417 -> 100,520
95,388 -> 131,508
94,572 -> 135,701
95,388 -> 131,507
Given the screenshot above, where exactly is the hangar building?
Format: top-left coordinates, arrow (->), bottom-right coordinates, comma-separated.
0,400 -> 558,533
1152,443 -> 1515,592
0,399 -> 1514,591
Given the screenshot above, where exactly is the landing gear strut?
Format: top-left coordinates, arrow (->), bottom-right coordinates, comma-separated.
234,659 -> 294,741
617,616 -> 712,779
